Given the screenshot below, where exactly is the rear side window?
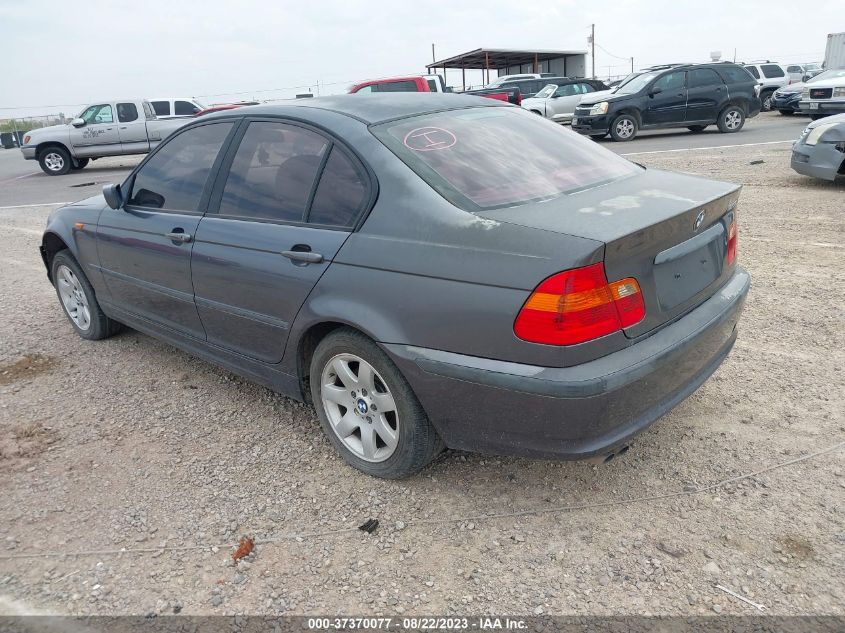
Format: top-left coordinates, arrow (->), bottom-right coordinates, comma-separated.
117,103 -> 138,123
128,122 -> 233,211
308,147 -> 368,227
374,107 -> 638,211
761,64 -> 785,78
378,80 -> 419,92
688,69 -> 723,88
175,100 -> 200,115
719,66 -> 756,84
151,101 -> 170,116
218,121 -> 328,223
744,66 -> 760,79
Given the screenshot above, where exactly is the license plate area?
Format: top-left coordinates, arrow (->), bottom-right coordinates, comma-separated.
653,223 -> 725,310
809,102 -> 819,110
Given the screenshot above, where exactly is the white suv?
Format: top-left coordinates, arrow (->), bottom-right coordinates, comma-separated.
742,63 -> 791,111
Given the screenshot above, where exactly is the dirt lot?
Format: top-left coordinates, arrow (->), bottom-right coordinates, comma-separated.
0,140 -> 843,618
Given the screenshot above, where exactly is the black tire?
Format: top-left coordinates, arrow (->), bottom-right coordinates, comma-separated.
589,133 -> 608,141
717,105 -> 745,133
687,125 -> 707,132
778,110 -> 793,116
51,251 -> 122,340
609,114 -> 638,141
71,158 -> 90,170
310,328 -> 443,479
38,146 -> 72,176
760,90 -> 774,112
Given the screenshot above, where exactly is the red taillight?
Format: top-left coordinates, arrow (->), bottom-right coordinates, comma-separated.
514,262 -> 645,346
727,210 -> 738,266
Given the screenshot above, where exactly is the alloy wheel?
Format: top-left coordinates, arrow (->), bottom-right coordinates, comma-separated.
44,152 -> 65,172
56,265 -> 91,330
615,118 -> 635,139
725,110 -> 742,130
320,353 -> 399,462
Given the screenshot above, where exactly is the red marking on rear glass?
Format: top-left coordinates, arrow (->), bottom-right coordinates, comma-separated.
403,127 -> 457,152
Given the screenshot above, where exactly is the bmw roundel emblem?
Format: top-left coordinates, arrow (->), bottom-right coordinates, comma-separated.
357,399 -> 369,414
693,210 -> 706,232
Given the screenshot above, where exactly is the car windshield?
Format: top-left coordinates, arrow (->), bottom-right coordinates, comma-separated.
809,69 -> 845,82
373,107 -> 640,211
805,63 -> 822,71
614,72 -> 658,94
534,84 -> 558,99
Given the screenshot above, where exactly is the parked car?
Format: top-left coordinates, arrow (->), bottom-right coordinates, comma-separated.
483,75 -> 583,99
149,97 -> 205,118
40,94 -> 749,478
349,75 -> 447,93
463,86 -> 523,105
798,68 -> 845,119
20,100 -> 188,175
785,63 -> 824,82
741,62 -> 790,111
521,79 -> 609,123
791,112 -> 845,180
485,73 -> 557,88
572,62 -> 761,141
771,82 -> 806,114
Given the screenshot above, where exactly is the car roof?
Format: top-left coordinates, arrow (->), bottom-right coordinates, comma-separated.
201,93 -> 508,125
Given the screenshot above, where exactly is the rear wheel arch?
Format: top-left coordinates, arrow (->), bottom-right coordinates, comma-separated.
297,321 -> 364,402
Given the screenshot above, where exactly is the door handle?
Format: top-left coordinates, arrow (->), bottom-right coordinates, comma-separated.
281,250 -> 323,264
166,231 -> 192,243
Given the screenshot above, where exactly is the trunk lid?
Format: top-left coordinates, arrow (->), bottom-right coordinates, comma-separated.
478,168 -> 741,337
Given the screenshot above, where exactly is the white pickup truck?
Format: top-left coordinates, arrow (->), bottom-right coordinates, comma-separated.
20,99 -> 188,175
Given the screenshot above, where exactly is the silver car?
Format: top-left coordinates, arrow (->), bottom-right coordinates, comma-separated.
521,80 -> 607,124
791,112 -> 845,180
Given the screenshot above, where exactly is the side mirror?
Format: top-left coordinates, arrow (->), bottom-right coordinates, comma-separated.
71,118 -> 86,128
649,87 -> 663,96
103,183 -> 123,210
802,74 -> 810,82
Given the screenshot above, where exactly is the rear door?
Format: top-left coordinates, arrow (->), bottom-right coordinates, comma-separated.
96,121 -> 235,337
116,102 -> 149,154
190,118 -> 371,363
69,103 -> 121,157
642,71 -> 688,125
685,68 -> 725,122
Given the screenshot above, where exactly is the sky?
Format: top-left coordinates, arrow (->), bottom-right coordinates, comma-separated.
0,0 -> 841,118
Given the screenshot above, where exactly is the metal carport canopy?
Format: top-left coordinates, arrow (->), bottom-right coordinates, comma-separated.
426,47 -> 587,89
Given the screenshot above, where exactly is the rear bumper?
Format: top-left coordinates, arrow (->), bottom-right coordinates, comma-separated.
571,114 -> 610,135
385,266 -> 750,460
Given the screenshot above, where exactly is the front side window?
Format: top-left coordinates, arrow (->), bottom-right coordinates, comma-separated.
218,121 -> 328,222
761,64 -> 785,78
374,107 -> 639,211
554,84 -> 579,97
688,69 -> 723,88
308,147 -> 368,227
80,104 -> 113,124
535,84 -> 557,99
175,100 -> 200,115
787,66 -> 802,73
127,122 -> 233,211
653,71 -> 686,92
117,103 -> 138,123
151,101 -> 170,116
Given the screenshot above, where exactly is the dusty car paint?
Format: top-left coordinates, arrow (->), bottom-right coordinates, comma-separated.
791,113 -> 845,180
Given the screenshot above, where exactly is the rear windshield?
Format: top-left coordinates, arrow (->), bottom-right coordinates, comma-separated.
372,107 -> 639,211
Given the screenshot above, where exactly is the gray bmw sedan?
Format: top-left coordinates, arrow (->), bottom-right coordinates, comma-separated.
40,94 -> 750,478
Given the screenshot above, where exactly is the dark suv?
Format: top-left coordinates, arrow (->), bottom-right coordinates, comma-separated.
572,63 -> 761,141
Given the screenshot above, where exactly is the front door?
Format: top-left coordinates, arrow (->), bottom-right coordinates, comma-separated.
642,71 -> 688,126
116,102 -> 149,154
547,82 -> 594,122
96,121 -> 235,338
69,104 -> 121,157
190,119 -> 370,363
685,68 -> 724,123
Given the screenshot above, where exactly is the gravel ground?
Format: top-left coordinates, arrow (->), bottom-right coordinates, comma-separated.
0,140 -> 843,618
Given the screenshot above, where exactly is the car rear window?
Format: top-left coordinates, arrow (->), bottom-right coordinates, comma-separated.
761,64 -> 785,78
373,107 -> 639,212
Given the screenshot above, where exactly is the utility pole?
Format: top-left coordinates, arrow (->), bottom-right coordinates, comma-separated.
432,43 -> 436,64
631,57 -> 634,73
590,24 -> 595,78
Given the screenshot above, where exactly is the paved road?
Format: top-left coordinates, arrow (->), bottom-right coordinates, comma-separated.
0,111 -> 809,208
